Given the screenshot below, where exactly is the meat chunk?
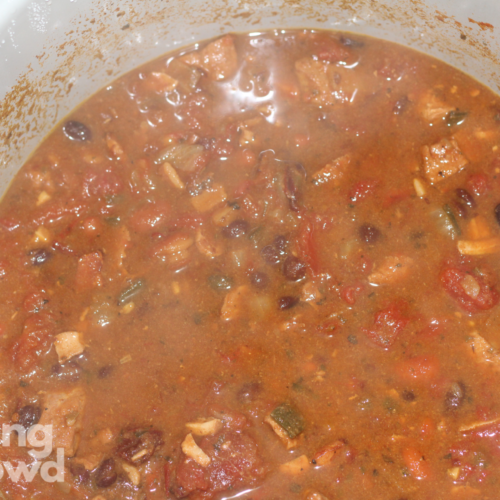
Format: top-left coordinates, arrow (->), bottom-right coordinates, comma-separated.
220,285 -> 249,321
181,433 -> 211,467
368,255 -> 414,285
54,331 -> 85,363
38,388 -> 86,457
295,58 -> 354,106
180,35 -> 238,81
421,138 -> 468,184
312,154 -> 351,186
186,419 -> 223,436
419,89 -> 454,121
172,430 -> 265,499
466,331 -> 500,369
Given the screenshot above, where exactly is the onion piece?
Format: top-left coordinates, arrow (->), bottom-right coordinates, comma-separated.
154,143 -> 204,172
457,237 -> 500,255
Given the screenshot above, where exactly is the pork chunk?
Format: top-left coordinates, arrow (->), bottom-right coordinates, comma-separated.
180,35 -> 238,81
419,89 -> 454,122
38,388 -> 86,457
295,58 -> 356,106
421,137 -> 468,184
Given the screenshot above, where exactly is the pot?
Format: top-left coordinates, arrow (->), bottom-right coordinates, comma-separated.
0,0 -> 498,195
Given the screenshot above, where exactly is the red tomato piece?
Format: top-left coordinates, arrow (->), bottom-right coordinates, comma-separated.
402,446 -> 431,480
396,355 -> 440,383
297,219 -> 319,275
440,268 -> 499,312
23,290 -> 49,314
129,202 -> 170,233
466,173 -> 489,196
75,251 -> 103,290
11,312 -> 55,371
348,179 -> 378,203
310,33 -> 351,63
363,304 -> 409,348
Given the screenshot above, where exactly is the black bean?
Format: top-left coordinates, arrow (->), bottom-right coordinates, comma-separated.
63,120 -> 92,141
359,224 -> 381,244
98,365 -> 114,379
452,200 -> 468,219
29,248 -> 52,266
278,296 -> 299,310
250,271 -> 269,289
52,360 -> 82,383
445,382 -> 466,411
494,204 -> 500,226
17,405 -> 41,429
95,458 -> 117,488
393,96 -> 409,115
456,188 -> 476,208
402,390 -> 415,402
69,462 -> 90,485
222,219 -> 249,238
274,235 -> 287,253
283,256 -> 306,281
261,245 -> 280,265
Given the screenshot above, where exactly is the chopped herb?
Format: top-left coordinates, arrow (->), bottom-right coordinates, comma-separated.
382,454 -> 394,463
19,380 -> 29,388
348,334 -> 358,345
290,483 -> 302,493
270,403 -> 305,439
443,453 -> 452,460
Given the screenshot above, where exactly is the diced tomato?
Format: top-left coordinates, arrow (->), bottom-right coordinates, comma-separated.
129,201 -> 170,233
396,355 -> 440,383
348,179 -> 378,203
363,304 -> 409,348
297,219 -> 319,275
466,173 -> 489,196
23,290 -> 49,314
310,33 -> 351,63
440,267 -> 499,312
172,459 -> 209,497
75,251 -> 103,290
11,312 -> 55,371
340,282 -> 364,305
402,446 -> 432,480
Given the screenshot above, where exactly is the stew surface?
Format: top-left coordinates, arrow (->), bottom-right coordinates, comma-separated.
1,29 -> 500,500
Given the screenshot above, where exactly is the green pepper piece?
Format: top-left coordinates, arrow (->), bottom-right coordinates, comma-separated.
270,403 -> 305,439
